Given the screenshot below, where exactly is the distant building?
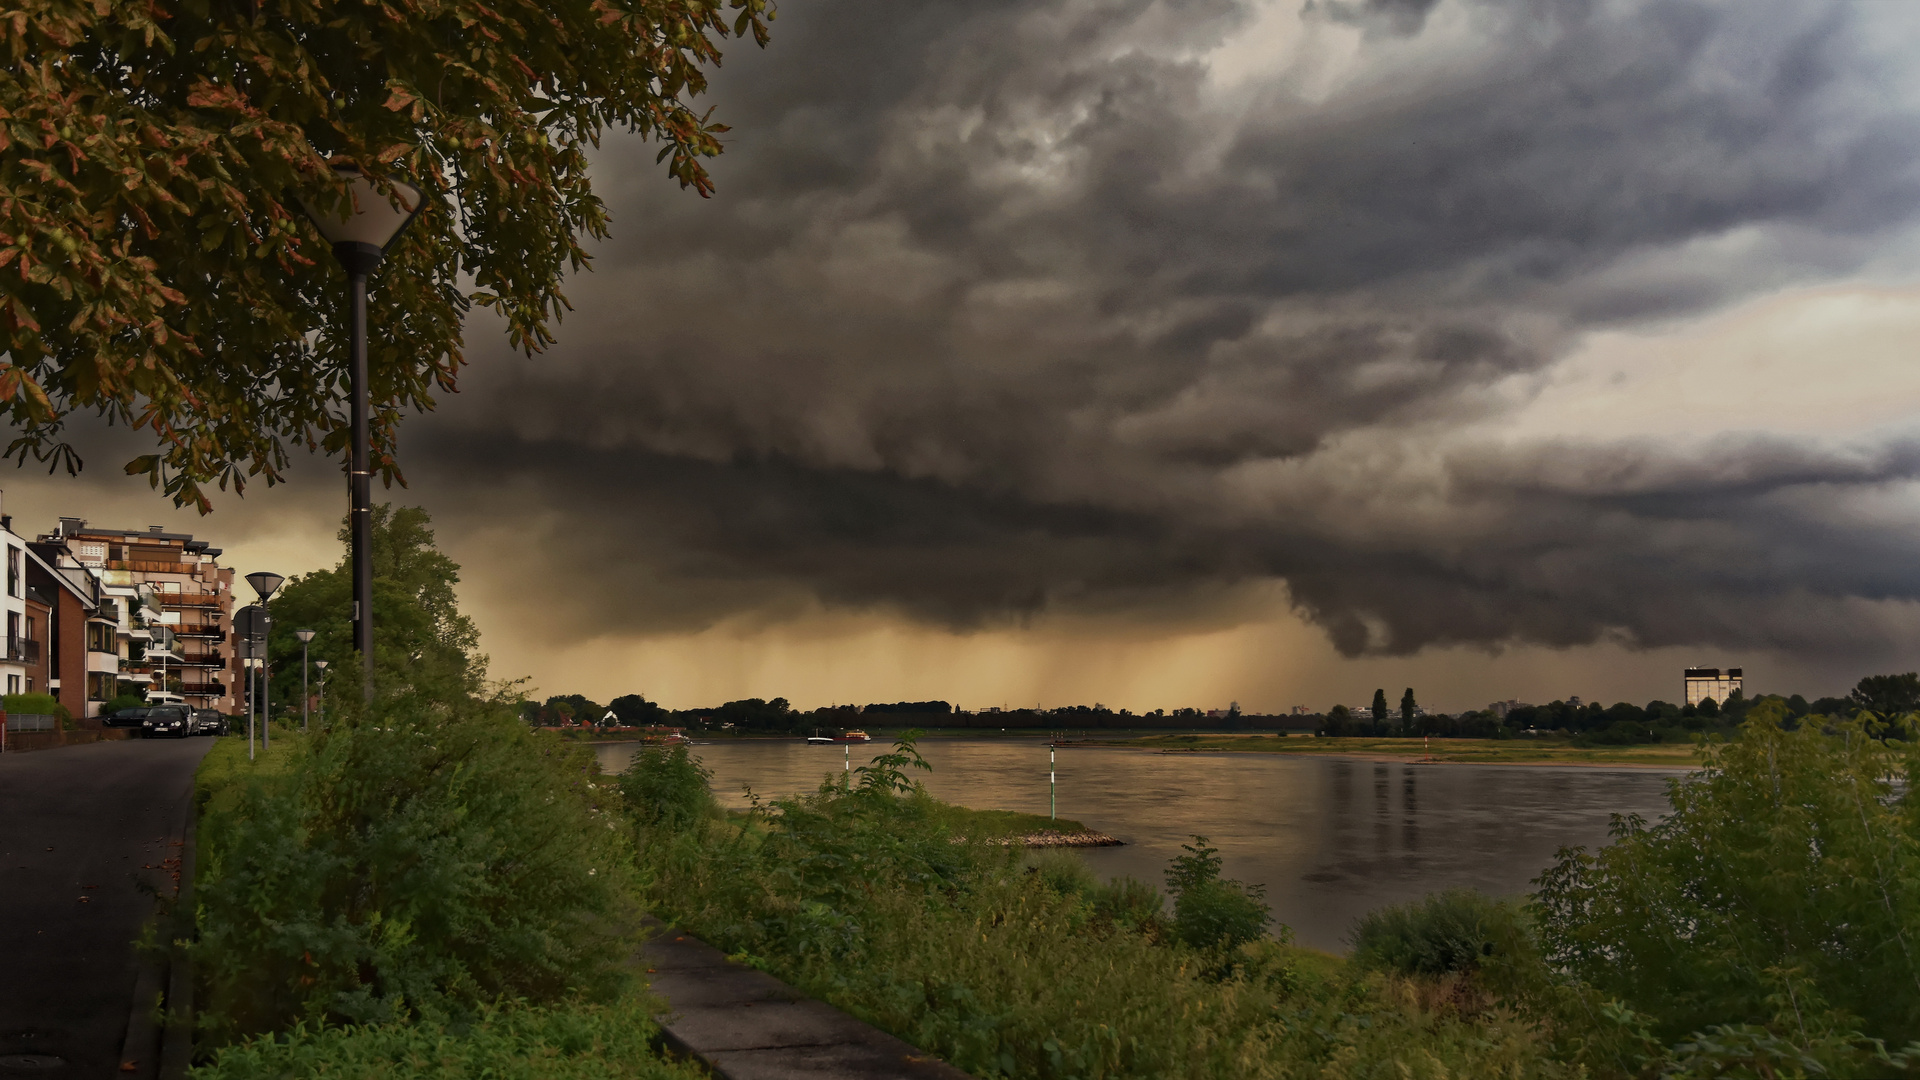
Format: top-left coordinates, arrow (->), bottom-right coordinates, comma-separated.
36,520 -> 237,715
1291,705 -> 1310,715
1488,700 -> 1531,718
1684,667 -> 1742,707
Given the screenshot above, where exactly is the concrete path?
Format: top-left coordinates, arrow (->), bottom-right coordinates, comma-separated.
642,927 -> 975,1080
0,736 -> 210,1079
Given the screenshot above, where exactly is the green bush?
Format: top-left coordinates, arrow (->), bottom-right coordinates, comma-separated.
189,995 -> 703,1079
1165,836 -> 1272,952
1088,875 -> 1168,935
616,743 -> 715,830
101,692 -> 148,715
1535,701 -> 1920,1058
1349,889 -> 1522,977
190,695 -> 639,1043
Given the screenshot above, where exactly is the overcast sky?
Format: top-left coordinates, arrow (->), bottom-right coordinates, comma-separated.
16,0 -> 1920,712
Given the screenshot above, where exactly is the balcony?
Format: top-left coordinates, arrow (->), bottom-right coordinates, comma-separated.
1,639 -> 41,664
175,627 -> 225,641
156,594 -> 223,608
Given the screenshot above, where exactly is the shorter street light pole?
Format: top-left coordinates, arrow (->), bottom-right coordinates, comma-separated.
315,660 -> 329,729
246,573 -> 283,748
296,629 -> 315,732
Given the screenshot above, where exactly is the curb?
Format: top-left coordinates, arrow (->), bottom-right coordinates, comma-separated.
159,785 -> 198,1079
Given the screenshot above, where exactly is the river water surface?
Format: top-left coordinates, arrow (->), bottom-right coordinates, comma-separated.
596,738 -> 1679,951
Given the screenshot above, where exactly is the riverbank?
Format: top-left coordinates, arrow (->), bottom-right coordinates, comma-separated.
1070,733 -> 1699,768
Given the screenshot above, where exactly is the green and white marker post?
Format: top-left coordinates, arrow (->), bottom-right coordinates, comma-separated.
1050,741 -> 1057,819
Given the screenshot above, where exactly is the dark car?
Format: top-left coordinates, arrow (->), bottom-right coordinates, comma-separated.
141,706 -> 192,739
191,709 -> 228,736
103,706 -> 150,729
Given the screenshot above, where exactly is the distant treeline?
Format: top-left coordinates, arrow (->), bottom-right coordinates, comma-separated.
522,672 -> 1920,747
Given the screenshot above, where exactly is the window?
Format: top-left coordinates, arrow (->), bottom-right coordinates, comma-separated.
6,546 -> 17,597
6,611 -> 16,658
86,671 -> 114,701
74,542 -> 107,567
7,675 -> 19,695
86,622 -> 115,653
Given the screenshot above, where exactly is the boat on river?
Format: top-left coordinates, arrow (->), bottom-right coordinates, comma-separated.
805,735 -> 834,744
835,730 -> 873,743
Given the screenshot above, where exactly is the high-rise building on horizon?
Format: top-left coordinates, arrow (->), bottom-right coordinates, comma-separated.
1684,666 -> 1743,707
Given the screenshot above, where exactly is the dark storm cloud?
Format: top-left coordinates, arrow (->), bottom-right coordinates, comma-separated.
413,0 -> 1920,657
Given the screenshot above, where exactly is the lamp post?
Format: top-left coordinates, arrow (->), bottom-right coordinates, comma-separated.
299,163 -> 425,707
314,659 -> 329,729
246,572 -> 283,747
296,629 -> 315,732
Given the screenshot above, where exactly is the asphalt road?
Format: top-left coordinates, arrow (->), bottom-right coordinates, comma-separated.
0,736 -> 211,1079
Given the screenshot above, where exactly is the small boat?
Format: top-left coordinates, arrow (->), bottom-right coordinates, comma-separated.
805,735 -> 835,744
834,730 -> 873,743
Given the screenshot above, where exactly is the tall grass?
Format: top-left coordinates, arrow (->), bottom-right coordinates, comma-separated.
624,740 -> 1578,1079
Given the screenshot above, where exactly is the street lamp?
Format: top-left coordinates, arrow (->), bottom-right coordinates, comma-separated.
299,162 -> 426,708
296,629 -> 315,732
247,572 -> 283,747
314,659 -> 329,729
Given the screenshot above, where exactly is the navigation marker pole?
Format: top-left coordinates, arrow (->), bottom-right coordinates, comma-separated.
845,743 -> 850,776
1050,742 -> 1057,820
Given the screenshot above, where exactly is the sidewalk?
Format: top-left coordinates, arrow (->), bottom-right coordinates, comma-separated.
641,926 -> 974,1080
0,736 -> 209,1078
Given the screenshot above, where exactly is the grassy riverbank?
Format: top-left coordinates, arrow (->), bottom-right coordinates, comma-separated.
1088,732 -> 1699,766
184,702 -> 1920,1079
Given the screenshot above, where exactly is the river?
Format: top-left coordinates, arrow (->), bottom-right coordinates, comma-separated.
595,738 -> 1680,952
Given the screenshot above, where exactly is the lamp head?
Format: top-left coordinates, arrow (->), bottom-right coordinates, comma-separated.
245,571 -> 285,600
295,628 -> 315,644
298,162 -> 425,275
315,660 -> 329,672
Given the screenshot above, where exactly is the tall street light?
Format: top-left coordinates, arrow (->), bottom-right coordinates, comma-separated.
246,572 -> 283,747
296,628 -> 315,732
315,659 -> 329,730
299,162 -> 426,707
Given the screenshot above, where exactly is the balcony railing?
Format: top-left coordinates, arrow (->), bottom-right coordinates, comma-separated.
5,639 -> 41,664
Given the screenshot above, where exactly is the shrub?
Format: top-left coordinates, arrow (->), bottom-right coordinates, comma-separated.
102,693 -> 147,715
190,695 -> 639,1043
1164,836 -> 1272,952
1089,875 -> 1167,934
1534,701 -> 1920,1054
190,995 -> 703,1079
617,743 -> 715,830
1024,849 -> 1098,898
1349,889 -> 1522,977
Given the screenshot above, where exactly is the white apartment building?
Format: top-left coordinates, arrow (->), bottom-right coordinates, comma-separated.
0,504 -> 28,697
1684,666 -> 1743,707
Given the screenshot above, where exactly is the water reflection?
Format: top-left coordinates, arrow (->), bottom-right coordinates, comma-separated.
597,739 -> 1678,952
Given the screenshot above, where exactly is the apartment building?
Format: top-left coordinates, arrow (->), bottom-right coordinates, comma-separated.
0,508 -> 30,696
35,520 -> 238,715
1684,666 -> 1743,707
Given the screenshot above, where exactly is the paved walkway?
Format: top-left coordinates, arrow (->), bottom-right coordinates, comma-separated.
642,927 -> 974,1080
0,736 -> 210,1079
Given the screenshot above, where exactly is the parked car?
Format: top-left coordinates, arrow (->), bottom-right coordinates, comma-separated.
191,710 -> 228,736
141,706 -> 192,739
103,707 -> 150,729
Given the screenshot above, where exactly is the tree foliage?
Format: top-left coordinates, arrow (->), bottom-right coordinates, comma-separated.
266,504 -> 484,708
1533,701 -> 1920,1050
0,0 -> 769,509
